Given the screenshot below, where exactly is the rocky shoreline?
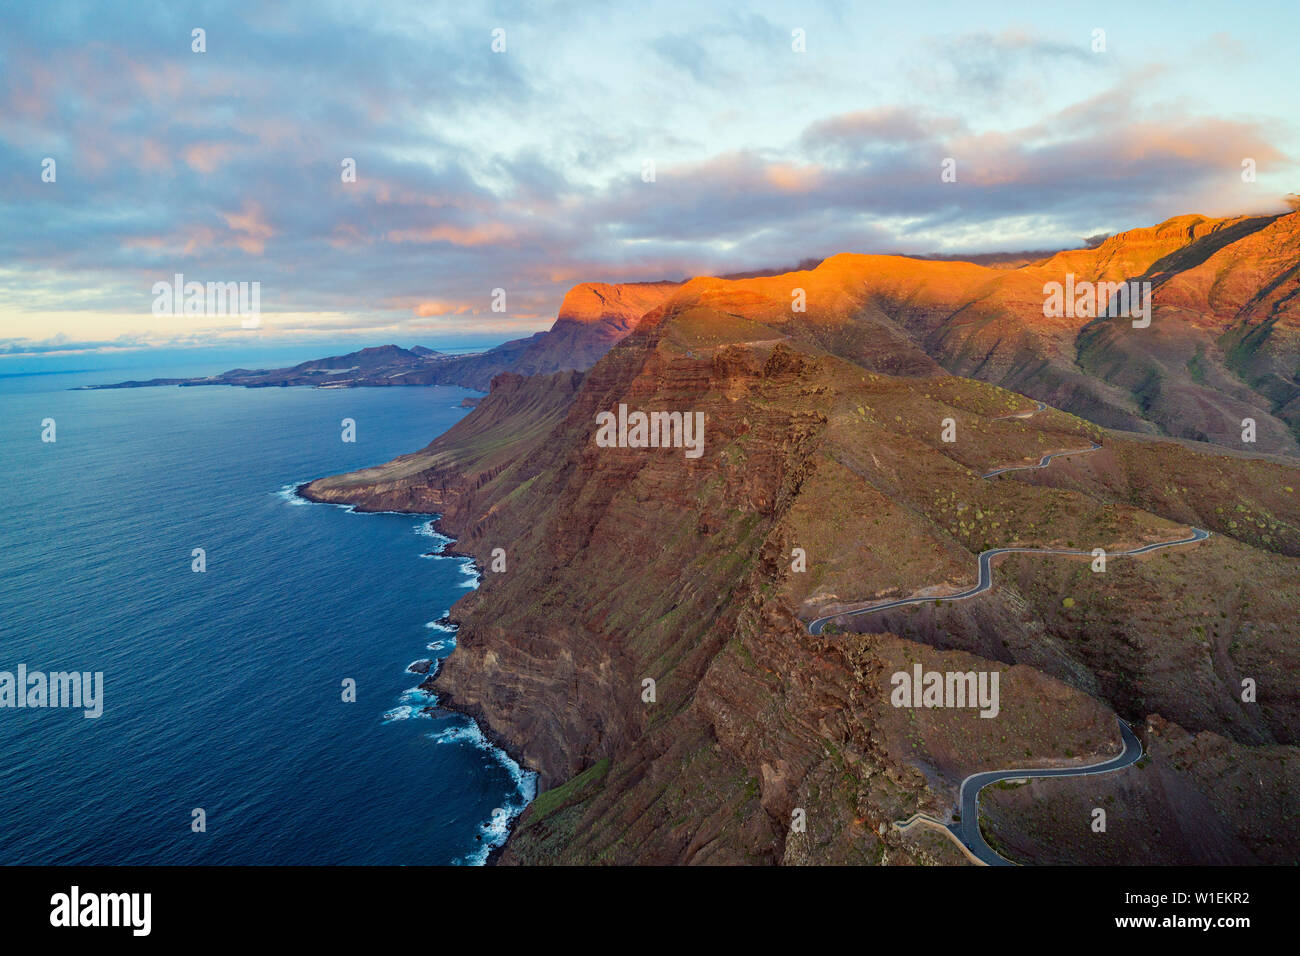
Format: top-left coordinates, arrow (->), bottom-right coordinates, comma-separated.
291,480 -> 537,864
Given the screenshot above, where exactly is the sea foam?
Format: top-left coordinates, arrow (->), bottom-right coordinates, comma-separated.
287,480 -> 535,865
430,720 -> 539,866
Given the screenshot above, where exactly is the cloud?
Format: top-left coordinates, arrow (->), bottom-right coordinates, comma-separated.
221,202 -> 275,254
649,12 -> 781,86
0,2 -> 1296,350
913,28 -> 1102,106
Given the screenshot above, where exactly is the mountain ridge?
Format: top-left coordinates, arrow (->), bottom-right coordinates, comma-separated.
300,210 -> 1300,864
85,211 -> 1300,459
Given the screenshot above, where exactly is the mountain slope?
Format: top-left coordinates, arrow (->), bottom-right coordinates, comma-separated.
308,253 -> 1300,864
422,281 -> 681,389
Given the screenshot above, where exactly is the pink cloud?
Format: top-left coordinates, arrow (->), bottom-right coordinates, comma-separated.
386,223 -> 516,246
765,163 -> 823,193
221,202 -> 274,254
183,142 -> 237,174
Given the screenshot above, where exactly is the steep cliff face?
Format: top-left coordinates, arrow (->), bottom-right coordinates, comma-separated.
307,217 -> 1300,864
433,335 -> 834,793
419,325 -> 1136,863
300,369 -> 583,515
423,281 -> 680,389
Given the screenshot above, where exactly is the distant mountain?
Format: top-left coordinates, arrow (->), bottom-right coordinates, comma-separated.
772,211 -> 1300,453
409,281 -> 681,389
84,281 -> 680,392
82,343 -> 449,390
582,211 -> 1298,454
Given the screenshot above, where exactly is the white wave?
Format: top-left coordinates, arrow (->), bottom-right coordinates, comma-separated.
277,480 -> 438,518
399,684 -> 437,706
429,719 -> 539,865
274,482 -> 313,506
382,686 -> 437,722
291,479 -> 531,864
415,521 -> 452,548
457,561 -> 481,588
276,481 -> 360,514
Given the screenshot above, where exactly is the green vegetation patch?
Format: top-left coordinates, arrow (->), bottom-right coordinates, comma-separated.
519,758 -> 611,829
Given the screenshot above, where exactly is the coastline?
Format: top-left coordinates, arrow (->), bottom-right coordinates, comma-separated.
290,479 -> 537,865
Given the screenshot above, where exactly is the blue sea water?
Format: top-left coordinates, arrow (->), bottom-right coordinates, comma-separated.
0,360 -> 534,865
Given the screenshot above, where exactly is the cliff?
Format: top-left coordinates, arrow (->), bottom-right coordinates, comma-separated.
304,216 -> 1300,864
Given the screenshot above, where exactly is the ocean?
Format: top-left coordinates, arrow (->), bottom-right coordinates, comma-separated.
0,356 -> 535,865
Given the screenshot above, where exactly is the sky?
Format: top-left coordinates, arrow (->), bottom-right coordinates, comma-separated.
1,0 -> 1297,358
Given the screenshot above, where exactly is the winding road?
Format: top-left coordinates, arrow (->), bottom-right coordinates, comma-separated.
991,401 -> 1048,420
981,441 -> 1102,478
808,527 -> 1210,635
805,399 -> 1209,863
947,717 -> 1145,865
985,403 -> 1101,478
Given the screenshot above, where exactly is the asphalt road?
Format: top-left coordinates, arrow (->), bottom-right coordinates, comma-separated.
982,441 -> 1102,478
805,400 -> 1207,863
809,402 -> 1210,634
991,400 -> 1047,420
808,527 -> 1210,635
950,717 -> 1145,866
